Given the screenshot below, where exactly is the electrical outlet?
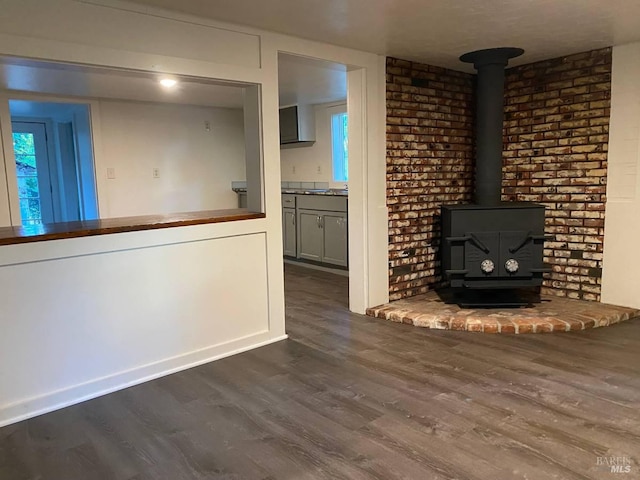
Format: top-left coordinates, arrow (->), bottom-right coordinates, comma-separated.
106,168 -> 115,179
292,166 -> 296,174
153,168 -> 160,178
204,121 -> 211,131
317,165 -> 322,174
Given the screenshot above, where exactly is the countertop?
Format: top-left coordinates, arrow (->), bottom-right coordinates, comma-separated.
233,188 -> 348,197
0,209 -> 264,246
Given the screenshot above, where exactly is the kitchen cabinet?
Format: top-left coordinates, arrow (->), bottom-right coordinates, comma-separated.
321,213 -> 348,266
282,207 -> 296,257
282,194 -> 297,258
297,210 -> 324,262
297,195 -> 346,212
282,194 -> 296,209
297,209 -> 348,267
296,195 -> 348,267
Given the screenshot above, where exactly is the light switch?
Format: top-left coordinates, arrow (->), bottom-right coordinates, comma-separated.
106,168 -> 115,179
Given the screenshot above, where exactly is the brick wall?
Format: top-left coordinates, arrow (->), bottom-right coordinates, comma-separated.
502,48 -> 611,301
386,49 -> 612,302
386,57 -> 475,301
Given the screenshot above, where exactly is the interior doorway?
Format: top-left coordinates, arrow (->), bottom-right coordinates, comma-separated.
277,53 -> 350,309
9,100 -> 98,225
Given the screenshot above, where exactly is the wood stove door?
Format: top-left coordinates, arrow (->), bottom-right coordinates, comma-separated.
464,232 -> 499,278
499,231 -> 533,278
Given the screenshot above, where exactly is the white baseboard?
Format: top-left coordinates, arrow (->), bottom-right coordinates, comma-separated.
0,332 -> 288,428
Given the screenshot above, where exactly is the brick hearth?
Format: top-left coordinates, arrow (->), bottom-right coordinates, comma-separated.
366,293 -> 639,334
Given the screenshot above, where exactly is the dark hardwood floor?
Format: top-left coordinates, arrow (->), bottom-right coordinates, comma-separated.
2,264 -> 640,479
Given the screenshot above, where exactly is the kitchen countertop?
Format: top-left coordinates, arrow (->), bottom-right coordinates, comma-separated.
233,188 -> 348,197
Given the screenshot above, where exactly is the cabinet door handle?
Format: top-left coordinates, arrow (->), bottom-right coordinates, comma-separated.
316,216 -> 321,228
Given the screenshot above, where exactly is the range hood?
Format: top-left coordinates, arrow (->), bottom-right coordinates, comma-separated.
279,105 -> 315,148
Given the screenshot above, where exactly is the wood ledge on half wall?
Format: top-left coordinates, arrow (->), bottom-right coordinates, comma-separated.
0,209 -> 265,246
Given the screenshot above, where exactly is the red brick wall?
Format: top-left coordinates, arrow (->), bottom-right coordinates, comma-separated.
502,48 -> 611,301
385,48 -> 611,302
386,57 -> 475,301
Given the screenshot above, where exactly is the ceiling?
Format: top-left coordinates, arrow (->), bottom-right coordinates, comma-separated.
278,54 -> 346,107
0,55 -> 346,111
126,0 -> 640,71
0,58 -> 246,108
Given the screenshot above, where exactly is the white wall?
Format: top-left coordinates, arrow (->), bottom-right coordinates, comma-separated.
97,101 -> 245,217
280,102 -> 347,188
0,220 -> 275,426
601,42 -> 640,308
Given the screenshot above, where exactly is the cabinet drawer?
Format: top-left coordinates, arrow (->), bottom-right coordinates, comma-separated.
297,195 -> 347,212
282,194 -> 296,207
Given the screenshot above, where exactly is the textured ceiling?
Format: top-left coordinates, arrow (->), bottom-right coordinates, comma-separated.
123,0 -> 640,71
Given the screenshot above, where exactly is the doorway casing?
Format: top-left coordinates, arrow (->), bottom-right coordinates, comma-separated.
274,48 -> 389,314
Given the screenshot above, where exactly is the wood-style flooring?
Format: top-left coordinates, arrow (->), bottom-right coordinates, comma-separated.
2,264 -> 640,479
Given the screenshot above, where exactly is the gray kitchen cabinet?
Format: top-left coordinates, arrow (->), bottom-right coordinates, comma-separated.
282,207 -> 296,257
282,194 -> 296,209
283,193 -> 348,267
297,210 -> 324,262
297,195 -> 346,213
297,208 -> 348,267
321,213 -> 348,266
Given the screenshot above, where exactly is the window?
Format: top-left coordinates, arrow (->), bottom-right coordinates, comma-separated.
12,128 -> 48,225
331,111 -> 348,182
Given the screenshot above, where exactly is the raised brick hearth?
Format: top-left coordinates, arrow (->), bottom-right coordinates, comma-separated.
367,295 -> 639,334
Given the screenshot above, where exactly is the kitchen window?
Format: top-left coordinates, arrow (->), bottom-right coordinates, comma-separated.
331,111 -> 348,182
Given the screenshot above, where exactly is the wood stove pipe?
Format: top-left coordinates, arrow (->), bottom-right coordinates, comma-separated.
460,47 -> 524,205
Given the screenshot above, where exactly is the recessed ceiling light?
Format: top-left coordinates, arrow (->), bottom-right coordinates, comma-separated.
159,78 -> 178,88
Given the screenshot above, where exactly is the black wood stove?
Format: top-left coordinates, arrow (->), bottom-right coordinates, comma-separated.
441,47 -> 551,305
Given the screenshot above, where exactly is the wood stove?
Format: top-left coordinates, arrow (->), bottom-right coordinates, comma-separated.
442,203 -> 548,289
441,48 -> 551,303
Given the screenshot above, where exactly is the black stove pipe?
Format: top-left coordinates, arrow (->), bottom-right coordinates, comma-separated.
460,47 -> 524,205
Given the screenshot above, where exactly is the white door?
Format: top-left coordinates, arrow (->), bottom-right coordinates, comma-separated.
12,122 -> 55,225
